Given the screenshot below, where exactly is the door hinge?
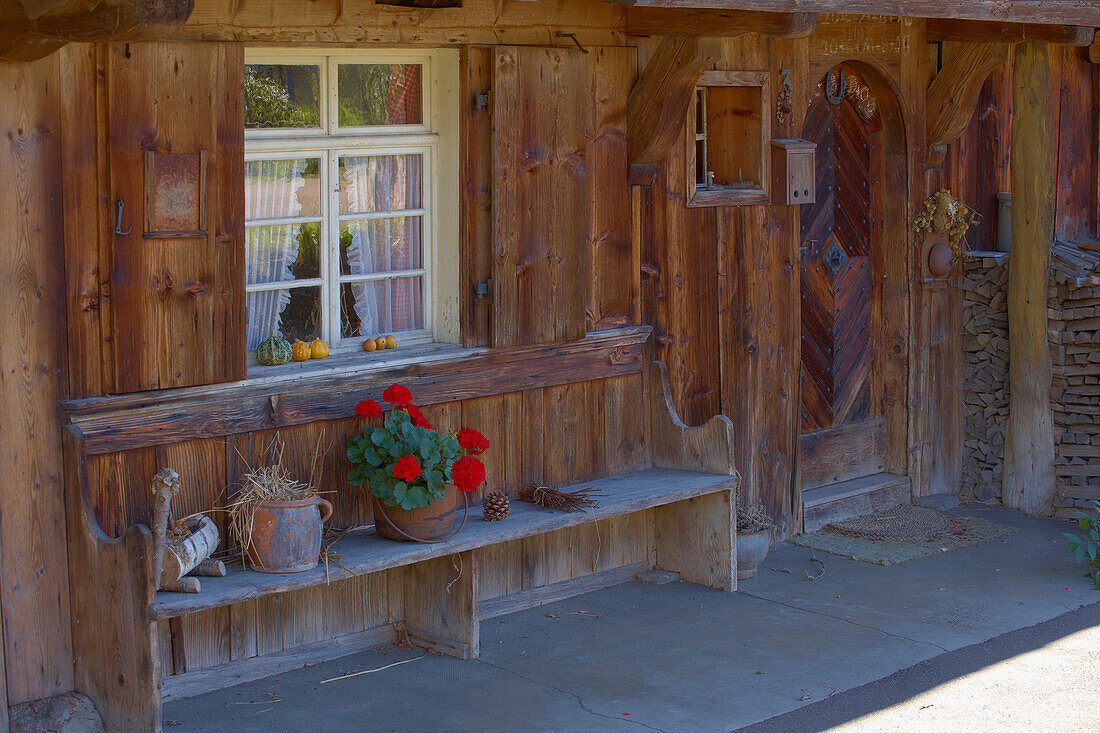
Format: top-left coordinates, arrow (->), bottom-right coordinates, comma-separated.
475,92 -> 491,113
475,279 -> 493,302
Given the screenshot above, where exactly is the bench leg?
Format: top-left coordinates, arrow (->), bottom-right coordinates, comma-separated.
402,549 -> 480,659
653,491 -> 736,591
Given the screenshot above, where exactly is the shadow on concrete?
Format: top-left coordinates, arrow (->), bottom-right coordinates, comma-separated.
737,596 -> 1100,732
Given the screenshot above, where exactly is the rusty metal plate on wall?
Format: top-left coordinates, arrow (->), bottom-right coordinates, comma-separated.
144,150 -> 207,238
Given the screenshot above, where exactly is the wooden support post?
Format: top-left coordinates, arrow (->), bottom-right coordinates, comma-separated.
402,550 -> 480,659
1003,41 -> 1057,515
653,491 -> 735,591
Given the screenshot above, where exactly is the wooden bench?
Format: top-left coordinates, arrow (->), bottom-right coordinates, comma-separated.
63,362 -> 740,730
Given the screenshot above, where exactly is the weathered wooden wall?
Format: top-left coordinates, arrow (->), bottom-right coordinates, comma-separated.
637,16 -> 922,536
1,0 -> 1098,711
0,52 -> 74,710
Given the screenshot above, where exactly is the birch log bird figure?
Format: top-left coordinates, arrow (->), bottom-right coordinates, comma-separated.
150,468 -> 222,593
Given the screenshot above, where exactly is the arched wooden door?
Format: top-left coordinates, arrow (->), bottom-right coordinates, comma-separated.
799,64 -> 886,491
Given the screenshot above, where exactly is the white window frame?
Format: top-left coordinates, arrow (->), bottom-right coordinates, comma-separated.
244,48 -> 459,355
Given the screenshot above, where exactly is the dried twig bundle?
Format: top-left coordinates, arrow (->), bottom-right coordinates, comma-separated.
517,484 -> 603,512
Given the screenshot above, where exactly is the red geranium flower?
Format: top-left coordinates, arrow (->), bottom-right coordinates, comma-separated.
452,455 -> 486,493
393,455 -> 422,482
382,383 -> 412,406
355,398 -> 382,419
407,404 -> 434,430
457,428 -> 489,455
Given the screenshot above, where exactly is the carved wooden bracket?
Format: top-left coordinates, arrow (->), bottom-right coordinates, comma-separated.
627,36 -> 712,166
926,41 -> 1011,151
624,7 -> 815,37
0,0 -> 193,63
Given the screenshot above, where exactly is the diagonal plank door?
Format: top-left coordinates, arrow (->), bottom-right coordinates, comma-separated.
799,65 -> 885,489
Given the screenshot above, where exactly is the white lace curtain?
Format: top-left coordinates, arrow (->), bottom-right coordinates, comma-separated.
342,154 -> 422,336
245,159 -> 306,349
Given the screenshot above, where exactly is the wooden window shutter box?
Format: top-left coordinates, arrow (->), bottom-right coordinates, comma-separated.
770,139 -> 816,205
143,150 -> 208,239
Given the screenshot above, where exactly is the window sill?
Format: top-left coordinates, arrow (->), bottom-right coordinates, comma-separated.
246,341 -> 481,384
63,326 -> 652,455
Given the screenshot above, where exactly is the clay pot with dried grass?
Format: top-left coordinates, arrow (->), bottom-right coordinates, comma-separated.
230,437 -> 334,573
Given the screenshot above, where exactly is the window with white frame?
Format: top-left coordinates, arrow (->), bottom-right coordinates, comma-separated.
243,49 -> 458,357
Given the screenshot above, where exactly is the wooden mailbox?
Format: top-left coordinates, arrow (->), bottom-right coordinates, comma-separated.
770,138 -> 816,205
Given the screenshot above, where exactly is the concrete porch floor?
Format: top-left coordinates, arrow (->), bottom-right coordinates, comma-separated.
164,505 -> 1099,732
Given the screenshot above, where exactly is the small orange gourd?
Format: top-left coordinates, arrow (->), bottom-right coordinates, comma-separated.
291,339 -> 311,362
310,338 -> 330,359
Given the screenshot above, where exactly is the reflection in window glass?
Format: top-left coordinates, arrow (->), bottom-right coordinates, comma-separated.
339,217 -> 421,276
339,154 -> 422,214
341,278 -> 423,338
246,285 -> 322,348
245,158 -> 322,218
245,65 -> 321,129
246,222 -> 321,285
337,64 -> 422,127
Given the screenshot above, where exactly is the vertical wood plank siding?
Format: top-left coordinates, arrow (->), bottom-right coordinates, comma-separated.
0,52 -> 74,707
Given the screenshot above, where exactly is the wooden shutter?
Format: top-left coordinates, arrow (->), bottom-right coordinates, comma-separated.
106,42 -> 244,392
492,46 -> 588,347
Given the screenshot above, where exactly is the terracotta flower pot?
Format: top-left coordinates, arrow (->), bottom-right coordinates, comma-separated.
736,530 -> 772,580
371,483 -> 462,542
246,496 -> 333,573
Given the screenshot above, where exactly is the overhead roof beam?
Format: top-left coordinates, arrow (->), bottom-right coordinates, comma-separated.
926,18 -> 1093,46
625,8 -> 816,37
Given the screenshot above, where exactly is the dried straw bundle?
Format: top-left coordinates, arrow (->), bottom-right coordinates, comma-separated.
227,434 -> 329,562
517,484 -> 603,512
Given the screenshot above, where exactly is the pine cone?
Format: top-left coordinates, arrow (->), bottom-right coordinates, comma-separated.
482,491 -> 510,522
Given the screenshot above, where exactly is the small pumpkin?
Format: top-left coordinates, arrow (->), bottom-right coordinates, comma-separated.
310,338 -> 329,359
256,332 -> 292,366
291,339 -> 312,362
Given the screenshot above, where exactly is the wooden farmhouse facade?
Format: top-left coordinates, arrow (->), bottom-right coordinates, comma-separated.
2,0 -> 1100,729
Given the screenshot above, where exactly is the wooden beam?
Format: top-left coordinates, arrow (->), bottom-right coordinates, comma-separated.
927,18 -> 1094,46
604,1 -> 1100,27
1090,40 -> 1100,64
624,7 -> 816,37
1003,41 -> 1056,515
627,36 -> 711,165
0,0 -> 192,62
926,42 -> 1011,149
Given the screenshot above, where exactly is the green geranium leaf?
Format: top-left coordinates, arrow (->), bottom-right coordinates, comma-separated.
371,428 -> 387,446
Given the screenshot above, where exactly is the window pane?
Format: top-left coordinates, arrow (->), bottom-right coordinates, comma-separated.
339,217 -> 421,276
341,277 -> 423,338
337,64 -> 422,127
339,154 -> 422,214
245,65 -> 321,129
246,285 -> 321,349
245,158 -> 321,219
246,222 -> 320,285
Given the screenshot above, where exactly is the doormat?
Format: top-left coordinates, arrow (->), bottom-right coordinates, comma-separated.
789,505 -> 1016,565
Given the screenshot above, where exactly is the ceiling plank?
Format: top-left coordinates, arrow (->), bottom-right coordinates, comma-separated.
605,1 -> 1100,27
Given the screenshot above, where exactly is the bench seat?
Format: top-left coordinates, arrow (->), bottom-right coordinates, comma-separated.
152,468 -> 738,620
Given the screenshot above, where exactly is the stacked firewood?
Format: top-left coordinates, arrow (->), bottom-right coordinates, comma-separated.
960,253 -> 1010,502
1049,242 -> 1100,519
